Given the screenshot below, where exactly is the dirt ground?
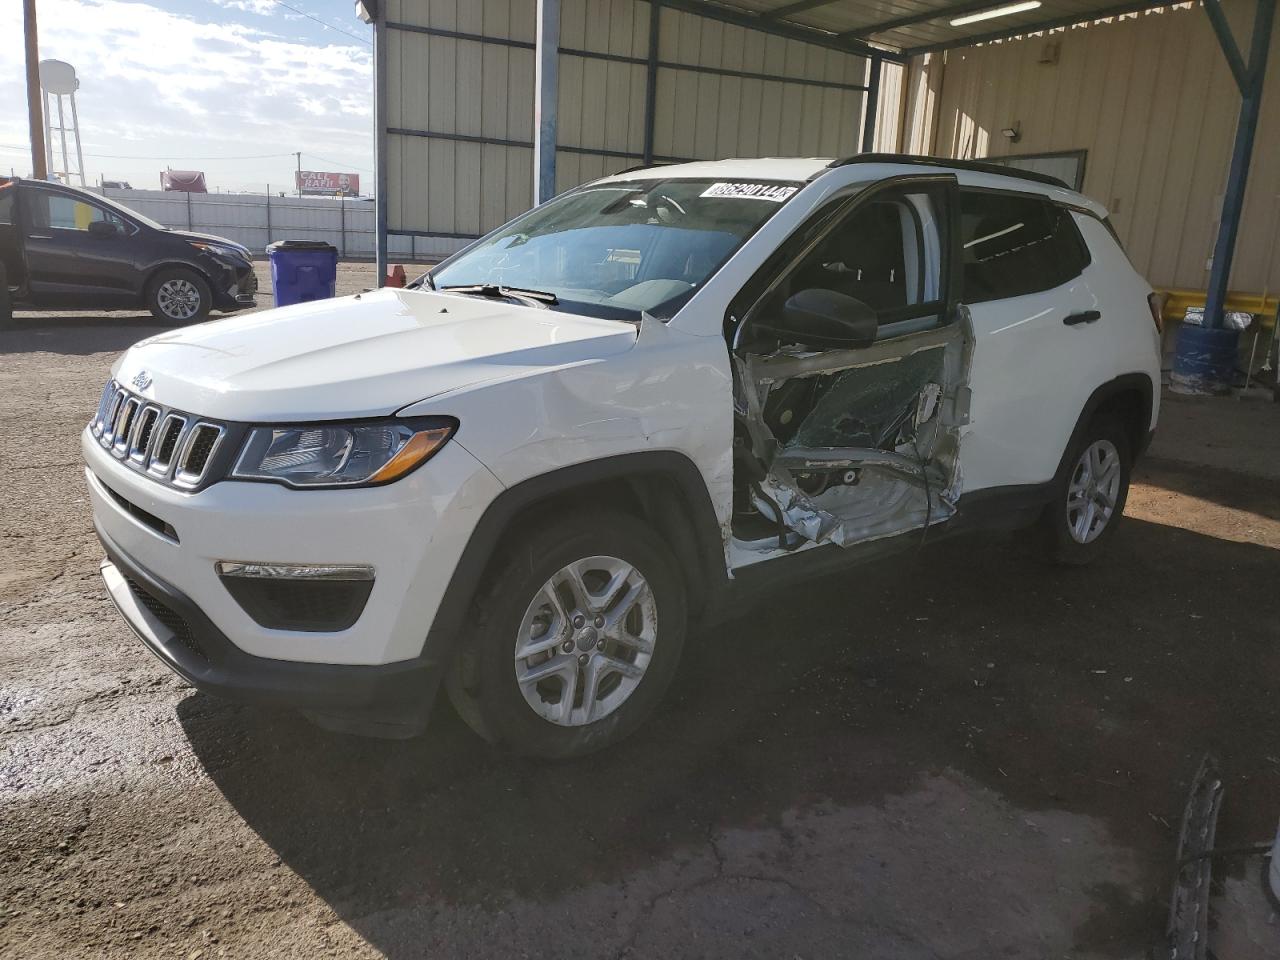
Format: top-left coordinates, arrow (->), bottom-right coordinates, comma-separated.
2,265 -> 1279,958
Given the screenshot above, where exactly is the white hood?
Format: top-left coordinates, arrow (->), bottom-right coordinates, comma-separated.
113,288 -> 639,421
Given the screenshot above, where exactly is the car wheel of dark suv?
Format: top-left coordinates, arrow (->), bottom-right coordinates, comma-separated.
148,267 -> 211,325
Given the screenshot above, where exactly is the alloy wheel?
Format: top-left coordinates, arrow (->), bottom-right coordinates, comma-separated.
513,555 -> 657,727
1066,438 -> 1122,544
157,279 -> 201,321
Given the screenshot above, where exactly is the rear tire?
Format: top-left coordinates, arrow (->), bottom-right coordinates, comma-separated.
147,267 -> 211,324
1038,416 -> 1132,565
446,509 -> 687,759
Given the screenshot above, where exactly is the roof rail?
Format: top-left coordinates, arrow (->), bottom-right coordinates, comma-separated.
612,159 -> 694,176
824,153 -> 1071,190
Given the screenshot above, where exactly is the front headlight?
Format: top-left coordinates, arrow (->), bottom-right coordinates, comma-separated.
190,240 -> 249,262
230,418 -> 457,488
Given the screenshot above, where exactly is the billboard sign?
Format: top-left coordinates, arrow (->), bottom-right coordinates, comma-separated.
296,170 -> 360,196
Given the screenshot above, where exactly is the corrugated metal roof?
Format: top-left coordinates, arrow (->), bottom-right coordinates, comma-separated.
675,0 -> 1173,56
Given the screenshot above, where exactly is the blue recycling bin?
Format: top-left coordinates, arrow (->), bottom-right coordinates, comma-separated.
267,240 -> 338,307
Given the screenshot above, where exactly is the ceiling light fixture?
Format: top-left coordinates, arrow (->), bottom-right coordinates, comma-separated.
951,1 -> 1043,26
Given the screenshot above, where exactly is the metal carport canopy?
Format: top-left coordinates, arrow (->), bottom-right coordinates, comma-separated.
368,0 -> 1271,334
667,0 -> 1174,57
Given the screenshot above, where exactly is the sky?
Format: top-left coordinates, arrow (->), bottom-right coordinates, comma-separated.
0,0 -> 373,193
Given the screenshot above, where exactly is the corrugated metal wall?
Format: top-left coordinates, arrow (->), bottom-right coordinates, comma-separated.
382,0 -> 874,258
556,0 -> 650,191
648,5 -> 869,159
899,2 -> 1280,293
383,0 -> 537,259
97,189 -> 376,258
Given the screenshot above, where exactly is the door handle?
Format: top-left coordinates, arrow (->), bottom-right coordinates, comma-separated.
27,234 -> 52,240
1063,310 -> 1101,326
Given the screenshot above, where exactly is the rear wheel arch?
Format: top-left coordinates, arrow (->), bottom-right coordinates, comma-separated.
1053,373 -> 1153,485
142,260 -> 217,299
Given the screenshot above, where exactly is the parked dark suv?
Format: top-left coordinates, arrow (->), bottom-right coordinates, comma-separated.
0,177 -> 257,328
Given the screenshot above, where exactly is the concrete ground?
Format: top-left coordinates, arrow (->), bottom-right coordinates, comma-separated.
2,265 -> 1278,958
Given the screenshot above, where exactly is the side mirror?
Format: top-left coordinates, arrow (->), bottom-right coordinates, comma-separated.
87,220 -> 119,239
760,288 -> 878,350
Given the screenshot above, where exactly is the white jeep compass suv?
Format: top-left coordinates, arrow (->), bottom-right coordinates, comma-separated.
84,155 -> 1161,758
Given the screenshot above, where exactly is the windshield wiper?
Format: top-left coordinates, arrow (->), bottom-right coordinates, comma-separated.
440,283 -> 558,306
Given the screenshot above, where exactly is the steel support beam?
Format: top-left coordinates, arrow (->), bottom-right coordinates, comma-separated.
373,2 -> 388,285
533,0 -> 561,206
763,0 -> 840,20
1205,0 -> 1250,93
845,0 -> 1018,40
386,22 -> 870,91
1203,0 -> 1276,328
659,0 -> 906,62
903,0 -> 1168,56
386,126 -> 693,164
861,55 -> 882,152
643,1 -> 662,165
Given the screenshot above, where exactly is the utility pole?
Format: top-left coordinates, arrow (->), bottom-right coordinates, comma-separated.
23,0 -> 47,179
295,151 -> 302,197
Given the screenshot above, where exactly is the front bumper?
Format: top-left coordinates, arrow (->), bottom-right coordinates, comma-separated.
211,259 -> 258,310
98,524 -> 440,733
84,421 -> 505,733
84,426 -> 500,665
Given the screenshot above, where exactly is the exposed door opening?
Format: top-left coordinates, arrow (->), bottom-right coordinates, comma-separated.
727,177 -> 973,564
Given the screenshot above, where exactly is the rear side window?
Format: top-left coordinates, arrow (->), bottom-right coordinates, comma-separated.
959,191 -> 1090,302
26,189 -> 127,233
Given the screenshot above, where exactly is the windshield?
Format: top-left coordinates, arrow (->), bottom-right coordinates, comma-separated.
428,178 -> 801,321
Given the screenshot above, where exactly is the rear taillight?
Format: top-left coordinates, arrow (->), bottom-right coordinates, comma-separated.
1147,292 -> 1165,333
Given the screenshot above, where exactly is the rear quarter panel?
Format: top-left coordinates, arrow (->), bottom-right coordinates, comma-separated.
958,212 -> 1159,493
1074,214 -> 1162,432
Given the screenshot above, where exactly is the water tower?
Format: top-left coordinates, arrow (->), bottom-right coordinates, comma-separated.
39,59 -> 85,186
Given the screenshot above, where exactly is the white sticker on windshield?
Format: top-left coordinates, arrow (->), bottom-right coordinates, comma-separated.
700,182 -> 797,203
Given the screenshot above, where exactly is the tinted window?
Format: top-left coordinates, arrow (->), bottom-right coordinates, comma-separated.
959,191 -> 1089,302
28,190 -> 127,233
0,183 -> 17,280
790,196 -> 932,315
751,184 -> 947,342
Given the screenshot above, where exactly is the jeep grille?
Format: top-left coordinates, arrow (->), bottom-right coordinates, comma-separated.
90,380 -> 228,491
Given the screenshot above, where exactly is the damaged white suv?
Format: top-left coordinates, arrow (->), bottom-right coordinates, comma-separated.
85,155 -> 1161,758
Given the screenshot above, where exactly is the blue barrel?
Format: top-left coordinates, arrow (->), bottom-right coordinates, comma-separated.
266,240 -> 338,308
1171,323 -> 1238,396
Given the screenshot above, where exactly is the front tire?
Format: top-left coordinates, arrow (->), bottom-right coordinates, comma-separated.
446,509 -> 687,759
1038,416 -> 1132,565
147,267 -> 211,324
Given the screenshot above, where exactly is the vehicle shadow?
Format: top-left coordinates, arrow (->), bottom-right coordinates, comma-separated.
179,516 -> 1280,958
3,316 -> 169,355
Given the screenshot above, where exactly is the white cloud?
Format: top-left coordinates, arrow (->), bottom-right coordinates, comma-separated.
210,1 -> 280,17
0,0 -> 372,192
